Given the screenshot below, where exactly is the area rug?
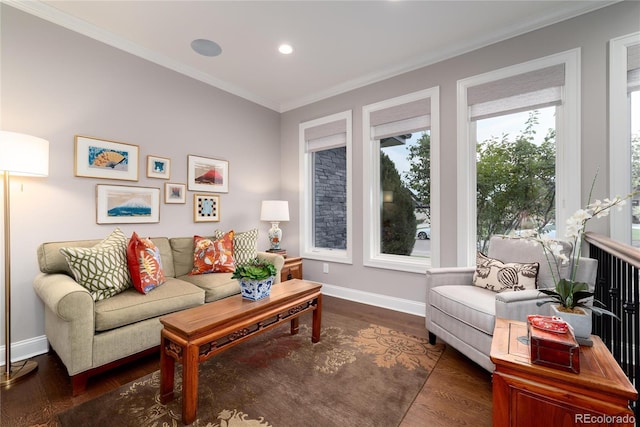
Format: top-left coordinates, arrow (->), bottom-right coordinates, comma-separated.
57,311 -> 444,427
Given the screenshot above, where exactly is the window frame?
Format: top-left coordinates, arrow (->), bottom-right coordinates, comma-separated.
299,110 -> 353,263
456,49 -> 581,266
362,87 -> 440,273
609,32 -> 640,244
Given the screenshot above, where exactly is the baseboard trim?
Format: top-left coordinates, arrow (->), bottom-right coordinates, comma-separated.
0,335 -> 49,366
321,283 -> 426,317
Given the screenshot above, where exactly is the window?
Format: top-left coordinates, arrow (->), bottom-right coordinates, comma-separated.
457,50 -> 580,265
609,32 -> 640,247
363,88 -> 440,272
299,110 -> 352,262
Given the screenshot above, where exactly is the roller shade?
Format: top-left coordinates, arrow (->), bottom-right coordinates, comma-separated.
304,118 -> 347,152
628,43 -> 640,93
370,98 -> 431,140
468,64 -> 565,121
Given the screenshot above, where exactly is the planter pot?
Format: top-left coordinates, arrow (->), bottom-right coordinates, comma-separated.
238,276 -> 275,301
550,304 -> 592,339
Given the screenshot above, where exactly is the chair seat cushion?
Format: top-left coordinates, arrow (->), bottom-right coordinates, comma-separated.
429,285 -> 496,336
94,278 -> 205,332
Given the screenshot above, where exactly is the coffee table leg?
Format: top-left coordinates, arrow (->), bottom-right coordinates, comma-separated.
182,344 -> 200,425
312,294 -> 322,343
159,334 -> 175,403
290,317 -> 299,335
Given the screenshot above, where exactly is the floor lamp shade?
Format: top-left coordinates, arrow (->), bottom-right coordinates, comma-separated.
260,201 -> 290,251
0,131 -> 50,176
1,131 -> 49,387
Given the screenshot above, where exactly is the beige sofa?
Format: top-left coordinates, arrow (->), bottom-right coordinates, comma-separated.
33,235 -> 284,395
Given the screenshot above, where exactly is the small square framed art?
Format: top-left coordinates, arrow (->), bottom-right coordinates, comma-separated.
194,193 -> 220,222
164,182 -> 186,204
147,155 -> 171,179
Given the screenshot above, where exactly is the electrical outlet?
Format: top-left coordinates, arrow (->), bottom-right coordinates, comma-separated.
323,263 -> 329,274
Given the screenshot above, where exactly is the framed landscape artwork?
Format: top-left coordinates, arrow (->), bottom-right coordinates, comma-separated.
164,182 -> 186,204
187,155 -> 229,193
147,155 -> 171,179
75,135 -> 139,181
194,193 -> 220,222
96,184 -> 160,224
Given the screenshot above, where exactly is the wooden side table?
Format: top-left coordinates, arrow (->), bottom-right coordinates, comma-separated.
281,256 -> 303,282
490,318 -> 637,427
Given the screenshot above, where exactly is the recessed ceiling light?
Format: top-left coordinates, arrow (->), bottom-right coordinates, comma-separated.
191,39 -> 222,57
278,44 -> 293,55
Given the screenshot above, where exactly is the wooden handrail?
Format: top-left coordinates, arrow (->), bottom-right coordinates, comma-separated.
584,232 -> 640,269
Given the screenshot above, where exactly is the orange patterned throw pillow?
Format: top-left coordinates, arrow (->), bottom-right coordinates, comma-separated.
127,232 -> 166,294
190,232 -> 236,275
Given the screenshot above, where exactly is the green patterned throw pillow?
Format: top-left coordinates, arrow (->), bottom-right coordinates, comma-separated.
60,228 -> 132,301
215,228 -> 258,265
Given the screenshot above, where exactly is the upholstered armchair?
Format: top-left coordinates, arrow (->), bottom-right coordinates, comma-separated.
425,235 -> 598,372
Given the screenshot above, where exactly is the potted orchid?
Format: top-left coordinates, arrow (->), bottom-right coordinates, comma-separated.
516,176 -> 634,337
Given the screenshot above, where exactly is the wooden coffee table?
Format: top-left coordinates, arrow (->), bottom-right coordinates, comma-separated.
159,279 -> 322,424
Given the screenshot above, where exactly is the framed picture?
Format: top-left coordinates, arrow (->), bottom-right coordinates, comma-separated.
187,155 -> 229,193
194,194 -> 220,222
96,184 -> 160,224
75,135 -> 139,181
164,182 -> 186,204
147,155 -> 171,179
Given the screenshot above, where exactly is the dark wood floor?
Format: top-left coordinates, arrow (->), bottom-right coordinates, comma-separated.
0,296 -> 493,426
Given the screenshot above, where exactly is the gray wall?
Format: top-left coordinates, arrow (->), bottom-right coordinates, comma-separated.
0,5 -> 281,355
280,2 -> 640,302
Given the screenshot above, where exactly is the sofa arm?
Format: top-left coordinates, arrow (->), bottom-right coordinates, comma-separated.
33,272 -> 95,376
495,289 -> 550,323
426,267 -> 476,289
33,273 -> 94,322
256,252 -> 285,284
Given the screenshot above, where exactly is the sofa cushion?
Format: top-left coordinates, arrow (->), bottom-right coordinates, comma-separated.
473,252 -> 538,292
429,285 -> 496,336
60,228 -> 132,301
170,236 -> 209,277
94,277 -> 205,331
127,232 -> 166,294
178,272 -> 241,303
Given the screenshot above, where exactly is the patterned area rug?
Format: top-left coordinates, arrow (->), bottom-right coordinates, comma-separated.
58,311 -> 444,427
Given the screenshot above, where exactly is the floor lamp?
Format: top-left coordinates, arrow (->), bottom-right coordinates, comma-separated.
0,131 -> 49,387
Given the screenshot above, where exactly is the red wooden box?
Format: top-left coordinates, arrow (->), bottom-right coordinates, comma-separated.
527,319 -> 580,373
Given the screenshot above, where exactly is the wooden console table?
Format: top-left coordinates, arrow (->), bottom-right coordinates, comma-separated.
159,279 -> 322,424
490,318 -> 637,427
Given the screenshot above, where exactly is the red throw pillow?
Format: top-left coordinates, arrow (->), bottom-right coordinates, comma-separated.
191,235 -> 216,275
212,230 -> 235,273
190,232 -> 236,275
127,232 -> 166,294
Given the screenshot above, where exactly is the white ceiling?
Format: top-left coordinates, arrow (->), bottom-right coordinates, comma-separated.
9,0 -> 616,112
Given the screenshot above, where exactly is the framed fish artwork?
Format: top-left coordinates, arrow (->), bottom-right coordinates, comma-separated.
75,135 -> 139,181
96,184 -> 160,224
187,154 -> 229,193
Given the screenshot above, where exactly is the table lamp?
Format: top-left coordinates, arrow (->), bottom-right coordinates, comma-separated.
260,200 -> 290,251
0,131 -> 49,386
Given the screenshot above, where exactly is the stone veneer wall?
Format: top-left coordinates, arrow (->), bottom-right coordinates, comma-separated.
313,147 -> 347,249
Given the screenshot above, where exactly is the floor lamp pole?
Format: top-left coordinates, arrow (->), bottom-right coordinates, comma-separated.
1,171 -> 38,386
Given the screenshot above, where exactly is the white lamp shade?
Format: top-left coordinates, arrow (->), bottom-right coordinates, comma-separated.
0,131 -> 49,176
260,200 -> 290,222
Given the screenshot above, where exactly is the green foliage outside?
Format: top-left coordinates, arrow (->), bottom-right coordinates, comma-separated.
381,152 -> 416,255
406,133 -> 431,212
475,112 -> 556,252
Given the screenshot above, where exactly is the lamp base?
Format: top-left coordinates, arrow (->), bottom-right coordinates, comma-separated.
0,359 -> 38,387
